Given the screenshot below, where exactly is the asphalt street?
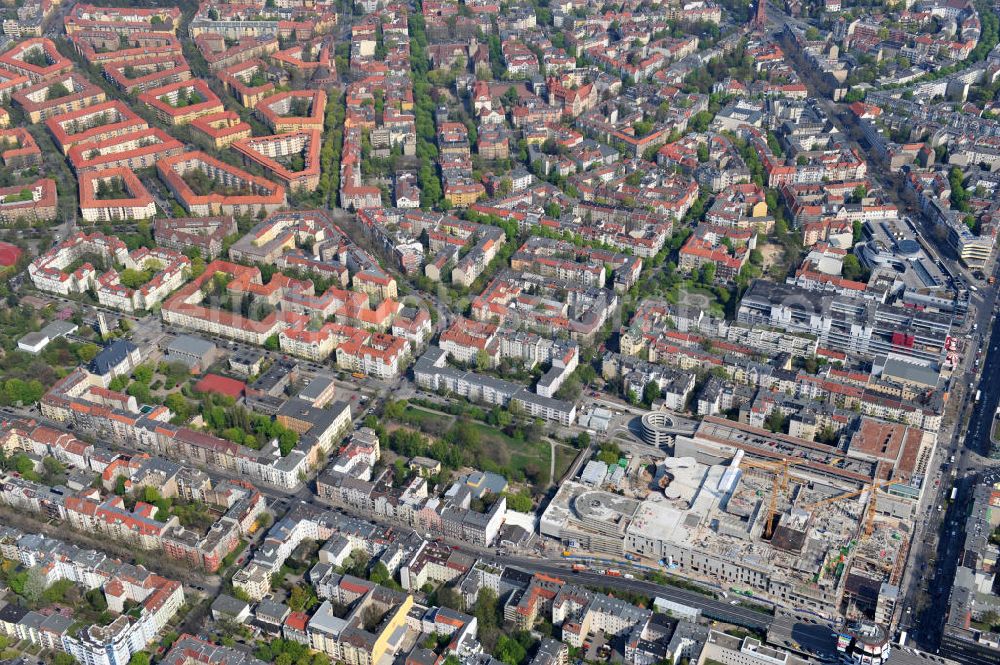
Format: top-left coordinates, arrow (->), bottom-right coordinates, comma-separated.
497,558 -> 773,631
919,315 -> 1000,655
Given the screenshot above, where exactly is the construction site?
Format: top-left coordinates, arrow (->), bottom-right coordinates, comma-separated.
541,445 -> 918,622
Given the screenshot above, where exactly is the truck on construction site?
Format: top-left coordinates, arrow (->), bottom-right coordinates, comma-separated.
605,569 -> 622,577
572,563 -> 587,572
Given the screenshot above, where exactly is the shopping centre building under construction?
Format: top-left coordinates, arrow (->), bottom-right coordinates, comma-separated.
541,415 -> 936,623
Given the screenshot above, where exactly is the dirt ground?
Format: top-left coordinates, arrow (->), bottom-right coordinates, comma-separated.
758,241 -> 784,271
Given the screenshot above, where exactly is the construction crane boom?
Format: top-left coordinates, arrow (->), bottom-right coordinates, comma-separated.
801,478 -> 896,541
740,458 -> 809,539
801,478 -> 894,511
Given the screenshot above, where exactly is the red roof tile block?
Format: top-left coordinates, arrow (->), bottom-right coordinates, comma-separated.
231,130 -> 321,191
79,167 -> 156,222
138,78 -> 224,126
190,111 -> 253,149
12,72 -> 107,122
47,100 -> 146,154
67,127 -> 185,174
157,150 -> 286,217
0,38 -> 73,82
255,89 -> 326,133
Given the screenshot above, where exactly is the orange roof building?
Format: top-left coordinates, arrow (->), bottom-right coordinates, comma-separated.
217,59 -> 274,109
0,38 -> 73,82
190,111 -> 252,149
79,167 -> 156,222
12,72 -> 106,123
67,127 -> 185,173
255,89 -> 326,133
232,130 -> 321,191
103,54 -> 191,94
0,177 -> 57,224
138,79 -> 224,126
0,128 -> 41,168
64,4 -> 181,35
71,30 -> 182,67
157,151 -> 286,217
47,100 -> 147,154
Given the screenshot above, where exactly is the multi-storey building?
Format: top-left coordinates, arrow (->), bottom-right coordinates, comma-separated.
13,72 -> 106,123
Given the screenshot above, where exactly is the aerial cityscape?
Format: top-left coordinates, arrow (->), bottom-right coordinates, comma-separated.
0,1 -> 998,665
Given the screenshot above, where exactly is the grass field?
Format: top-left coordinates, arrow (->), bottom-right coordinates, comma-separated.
401,404 -> 455,428
394,405 -> 578,486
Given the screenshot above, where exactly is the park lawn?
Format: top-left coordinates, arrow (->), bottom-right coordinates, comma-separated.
467,421 -> 550,479
402,404 -> 454,428
394,404 -> 569,486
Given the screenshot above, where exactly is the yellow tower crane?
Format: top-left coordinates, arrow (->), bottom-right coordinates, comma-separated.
740,458 -> 810,540
800,477 -> 895,540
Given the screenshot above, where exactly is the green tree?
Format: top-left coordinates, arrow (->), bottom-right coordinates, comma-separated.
437,585 -> 464,611
264,334 -> 280,351
765,409 -> 786,434
42,456 -> 65,478
288,584 -> 317,612
20,566 -> 48,604
495,635 -> 527,665
699,262 -> 716,284
133,364 -> 154,384
76,343 -> 100,363
642,381 -> 661,406
278,429 -> 298,456
128,653 -> 151,665
369,562 -> 392,586
3,378 -> 45,405
503,491 -> 533,512
47,82 -> 71,100
86,588 -> 108,611
842,254 -> 864,281
346,549 -> 371,578
164,393 -> 191,421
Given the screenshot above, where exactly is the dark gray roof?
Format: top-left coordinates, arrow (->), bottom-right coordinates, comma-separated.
211,593 -> 249,617
91,340 -> 138,375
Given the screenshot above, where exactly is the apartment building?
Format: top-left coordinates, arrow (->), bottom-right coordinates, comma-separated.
157,151 -> 286,217
0,38 -> 73,82
737,280 -> 952,362
0,178 -> 57,224
79,168 -> 157,222
232,130 -> 321,190
139,79 -> 224,126
67,127 -> 185,173
13,72 -> 106,123
153,216 -> 237,260
190,111 -> 253,149
256,90 -> 326,133
103,54 -> 191,94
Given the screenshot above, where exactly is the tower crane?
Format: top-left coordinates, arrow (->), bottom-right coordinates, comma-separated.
801,477 -> 896,540
740,458 -> 810,539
